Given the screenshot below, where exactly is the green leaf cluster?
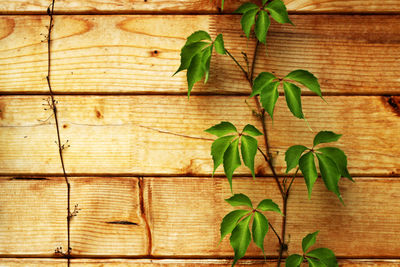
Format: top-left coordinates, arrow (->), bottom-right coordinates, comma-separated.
251,70 -> 323,120
235,0 -> 293,44
205,122 -> 263,191
285,131 -> 353,202
174,31 -> 226,97
220,193 -> 282,266
286,231 -> 338,267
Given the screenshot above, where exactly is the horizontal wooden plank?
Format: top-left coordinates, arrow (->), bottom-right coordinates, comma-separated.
1,15 -> 400,94
0,177 -> 147,256
0,95 -> 398,175
0,0 -> 399,14
0,258 -> 399,266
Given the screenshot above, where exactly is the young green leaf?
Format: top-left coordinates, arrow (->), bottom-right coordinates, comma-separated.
260,81 -> 280,119
252,211 -> 269,257
299,151 -> 318,199
317,147 -> 353,181
174,41 -> 209,75
230,215 -> 252,266
255,10 -> 270,44
225,193 -> 253,208
211,135 -> 237,176
234,2 -> 259,14
302,231 -> 319,253
307,248 -> 338,267
185,30 -> 212,46
223,138 -> 241,191
221,0 -> 224,11
316,153 -> 342,202
283,81 -> 304,119
214,34 -> 226,55
307,257 -> 326,267
187,52 -> 206,96
266,0 -> 293,25
285,145 -> 308,173
251,72 -> 277,97
220,209 -> 251,242
285,254 -> 304,267
240,135 -> 258,179
201,44 -> 213,84
205,121 -> 238,137
256,199 -> 282,214
242,124 -> 263,136
313,131 -> 342,147
285,70 -> 323,98
241,8 -> 259,38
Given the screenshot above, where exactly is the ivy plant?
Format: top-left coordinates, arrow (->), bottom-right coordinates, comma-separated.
174,0 -> 353,266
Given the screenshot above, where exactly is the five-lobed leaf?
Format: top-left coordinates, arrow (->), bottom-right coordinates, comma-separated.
317,147 -> 353,181
234,2 -> 259,14
285,254 -> 304,267
299,151 -> 318,199
225,193 -> 253,208
266,0 -> 293,25
185,30 -> 212,46
285,145 -> 308,173
285,70 -> 323,99
242,124 -> 263,136
256,199 -> 282,214
316,153 -> 343,202
220,209 -> 250,242
241,8 -> 259,38
313,131 -> 342,147
202,44 -> 213,84
241,135 -> 258,179
205,121 -> 238,137
307,248 -> 338,267
187,52 -> 206,95
302,231 -> 319,253
251,72 -> 277,97
252,211 -> 269,257
230,214 -> 252,267
175,41 -> 209,75
223,138 -> 241,191
260,81 -> 280,119
255,10 -> 270,44
211,135 -> 237,176
214,34 -> 226,55
283,81 -> 304,119
307,257 -> 326,267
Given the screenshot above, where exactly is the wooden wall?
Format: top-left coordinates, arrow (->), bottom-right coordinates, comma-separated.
0,0 -> 399,266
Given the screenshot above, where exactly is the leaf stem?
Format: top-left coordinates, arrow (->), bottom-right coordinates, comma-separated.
225,48 -> 250,83
268,222 -> 283,246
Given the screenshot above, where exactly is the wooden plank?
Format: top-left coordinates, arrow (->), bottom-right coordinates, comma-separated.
0,95 -> 398,176
146,177 -> 400,257
0,0 -> 399,14
0,258 -> 399,266
1,15 -> 400,94
0,177 -> 148,256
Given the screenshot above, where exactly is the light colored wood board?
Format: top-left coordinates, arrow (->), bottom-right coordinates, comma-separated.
1,15 -> 400,94
0,258 -> 399,266
0,177 -> 67,255
0,0 -> 399,13
145,177 -> 400,257
0,95 -> 398,176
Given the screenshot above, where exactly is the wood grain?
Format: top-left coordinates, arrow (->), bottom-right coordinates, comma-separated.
0,15 -> 399,94
0,0 -> 399,14
0,258 -> 399,266
0,95 -> 398,176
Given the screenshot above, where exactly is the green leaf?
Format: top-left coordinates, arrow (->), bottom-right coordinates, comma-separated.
266,0 -> 293,25
302,231 -> 319,253
225,193 -> 253,208
262,0 -> 268,5
285,145 -> 308,173
255,10 -> 270,44
299,151 -> 318,199
285,70 -> 323,98
316,153 -> 342,202
214,34 -> 226,55
307,248 -> 338,267
223,138 -> 241,191
230,214 -> 252,267
313,131 -> 342,147
307,257 -> 326,267
260,81 -> 280,119
240,135 -> 258,179
187,52 -> 206,96
317,147 -> 353,181
252,211 -> 269,257
256,199 -> 282,214
185,31 -> 212,46
283,81 -> 304,119
174,41 -> 209,75
242,124 -> 263,136
202,44 -> 213,84
220,209 -> 251,242
205,121 -> 238,137
211,135 -> 237,176
251,72 -> 277,97
234,2 -> 259,14
241,8 -> 259,38
221,0 -> 224,11
285,254 -> 304,267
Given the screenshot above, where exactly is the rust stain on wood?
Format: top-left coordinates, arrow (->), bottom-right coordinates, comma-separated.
383,96 -> 400,116
138,177 -> 152,255
53,17 -> 93,41
0,18 -> 15,41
